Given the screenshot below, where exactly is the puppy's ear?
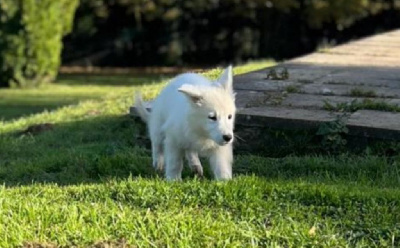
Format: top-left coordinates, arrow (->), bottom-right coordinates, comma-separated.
217,65 -> 233,92
178,85 -> 203,106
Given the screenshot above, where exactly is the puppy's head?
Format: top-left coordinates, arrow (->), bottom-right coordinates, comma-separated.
178,66 -> 236,146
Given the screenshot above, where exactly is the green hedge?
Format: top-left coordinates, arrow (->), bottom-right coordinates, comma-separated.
63,0 -> 399,66
0,0 -> 79,88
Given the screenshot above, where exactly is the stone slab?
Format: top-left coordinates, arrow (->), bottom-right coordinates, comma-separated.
281,94 -> 400,109
347,110 -> 400,140
302,84 -> 400,98
238,107 -> 400,140
236,107 -> 337,130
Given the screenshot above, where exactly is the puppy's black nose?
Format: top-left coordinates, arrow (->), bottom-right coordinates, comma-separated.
222,134 -> 233,142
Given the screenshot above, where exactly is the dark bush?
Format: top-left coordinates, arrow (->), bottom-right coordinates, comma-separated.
0,0 -> 79,88
63,0 -> 400,67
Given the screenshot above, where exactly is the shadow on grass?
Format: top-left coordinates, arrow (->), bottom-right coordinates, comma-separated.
57,73 -> 173,86
0,115 -> 154,186
0,93 -> 104,122
1,113 -> 399,187
0,72 -> 172,121
0,114 -> 213,186
0,103 -> 76,121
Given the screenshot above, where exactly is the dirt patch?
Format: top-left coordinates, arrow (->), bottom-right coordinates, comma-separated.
19,123 -> 54,136
22,239 -> 136,248
22,242 -> 58,248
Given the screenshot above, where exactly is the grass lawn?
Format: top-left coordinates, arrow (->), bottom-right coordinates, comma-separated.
0,60 -> 399,247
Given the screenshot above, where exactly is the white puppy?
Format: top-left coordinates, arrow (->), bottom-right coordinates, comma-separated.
135,66 -> 236,180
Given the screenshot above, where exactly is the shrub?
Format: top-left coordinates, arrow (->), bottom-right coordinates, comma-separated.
63,0 -> 400,66
0,0 -> 79,88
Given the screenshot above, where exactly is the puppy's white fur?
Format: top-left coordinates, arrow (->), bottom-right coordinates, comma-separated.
135,66 -> 236,180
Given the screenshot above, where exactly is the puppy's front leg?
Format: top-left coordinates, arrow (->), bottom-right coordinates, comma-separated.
151,142 -> 164,172
185,151 -> 203,177
209,144 -> 233,180
149,128 -> 165,172
164,139 -> 183,181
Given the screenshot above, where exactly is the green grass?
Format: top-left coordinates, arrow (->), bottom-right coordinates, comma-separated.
285,85 -> 301,93
2,175 -> 400,247
349,88 -> 377,98
323,99 -> 400,113
1,60 -> 400,247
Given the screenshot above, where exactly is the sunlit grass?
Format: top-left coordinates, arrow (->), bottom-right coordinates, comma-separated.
1,60 -> 399,247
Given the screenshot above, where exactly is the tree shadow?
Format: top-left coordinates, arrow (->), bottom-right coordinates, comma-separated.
1,112 -> 399,188
2,60 -> 400,187
0,103 -> 76,121
0,115 -> 152,186
57,72 -> 174,86
0,114 -> 210,187
0,92 -> 103,122
0,72 -> 173,121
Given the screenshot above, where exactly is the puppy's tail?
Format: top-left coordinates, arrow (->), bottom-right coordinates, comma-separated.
134,92 -> 150,123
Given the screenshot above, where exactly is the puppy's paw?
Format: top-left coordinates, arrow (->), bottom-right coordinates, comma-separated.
152,159 -> 164,172
192,164 -> 204,178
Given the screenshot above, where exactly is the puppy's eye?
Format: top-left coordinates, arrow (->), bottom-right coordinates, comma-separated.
208,114 -> 217,121
228,114 -> 232,119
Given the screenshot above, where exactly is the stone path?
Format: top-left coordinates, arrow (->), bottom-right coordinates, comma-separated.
234,29 -> 400,141
131,29 -> 400,144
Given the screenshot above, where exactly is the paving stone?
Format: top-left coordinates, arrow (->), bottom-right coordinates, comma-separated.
292,53 -> 400,67
234,79 -> 301,92
281,94 -> 400,109
348,110 -> 400,131
341,41 -> 400,49
281,94 -> 355,109
235,90 -> 269,109
235,64 -> 339,86
274,64 -> 339,81
314,69 -> 400,88
338,68 -> 400,81
302,84 -> 400,98
316,76 -> 400,88
328,46 -> 400,57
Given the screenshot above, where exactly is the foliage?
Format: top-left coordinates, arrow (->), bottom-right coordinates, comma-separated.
285,85 -> 301,93
63,0 -> 400,66
317,115 -> 349,152
0,0 -> 79,88
350,87 -> 377,97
